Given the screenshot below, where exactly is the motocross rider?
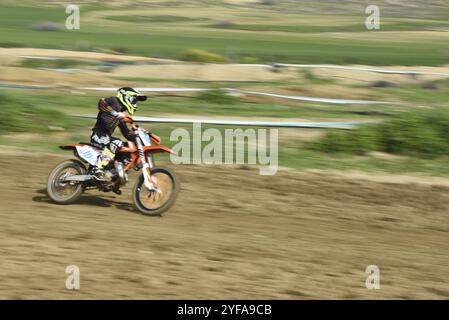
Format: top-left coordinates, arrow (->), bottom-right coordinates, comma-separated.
90,87 -> 147,180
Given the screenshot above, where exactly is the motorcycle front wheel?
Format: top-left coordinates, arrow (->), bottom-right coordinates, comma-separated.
132,167 -> 179,216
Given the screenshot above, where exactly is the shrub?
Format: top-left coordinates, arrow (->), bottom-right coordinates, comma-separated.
32,22 -> 62,32
179,49 -> 229,63
196,89 -> 239,105
18,58 -> 95,69
310,110 -> 449,159
310,126 -> 379,156
379,112 -> 448,158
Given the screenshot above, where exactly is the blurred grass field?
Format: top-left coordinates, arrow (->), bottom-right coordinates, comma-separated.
1,0 -> 449,176
2,86 -> 449,176
2,2 -> 449,65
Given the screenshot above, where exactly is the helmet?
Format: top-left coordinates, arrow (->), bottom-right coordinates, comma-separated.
116,87 -> 147,115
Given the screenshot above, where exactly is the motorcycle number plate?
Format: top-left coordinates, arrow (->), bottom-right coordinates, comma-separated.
76,145 -> 100,166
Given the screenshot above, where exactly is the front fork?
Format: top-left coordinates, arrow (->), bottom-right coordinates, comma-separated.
136,138 -> 157,191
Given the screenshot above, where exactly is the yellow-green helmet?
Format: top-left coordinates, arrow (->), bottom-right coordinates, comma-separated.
116,87 -> 147,115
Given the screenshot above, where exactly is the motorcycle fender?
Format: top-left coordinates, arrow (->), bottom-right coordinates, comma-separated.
75,145 -> 100,166
143,145 -> 176,155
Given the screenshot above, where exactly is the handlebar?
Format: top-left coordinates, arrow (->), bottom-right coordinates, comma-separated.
128,119 -> 160,144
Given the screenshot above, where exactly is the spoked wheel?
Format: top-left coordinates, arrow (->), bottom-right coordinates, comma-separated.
46,160 -> 87,205
132,167 -> 179,216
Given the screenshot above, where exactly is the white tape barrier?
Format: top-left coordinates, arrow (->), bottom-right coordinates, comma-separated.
44,68 -> 83,72
230,89 -> 398,105
18,55 -> 60,60
80,87 -> 397,105
73,114 -> 373,129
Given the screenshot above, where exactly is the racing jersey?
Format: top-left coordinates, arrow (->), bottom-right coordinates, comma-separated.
92,97 -> 135,141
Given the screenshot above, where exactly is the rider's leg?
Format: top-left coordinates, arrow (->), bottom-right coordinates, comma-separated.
96,148 -> 115,170
90,131 -> 111,180
108,137 -> 123,154
92,137 -> 123,180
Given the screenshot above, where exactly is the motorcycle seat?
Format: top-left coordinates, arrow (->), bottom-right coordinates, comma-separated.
78,142 -> 130,149
78,142 -> 102,150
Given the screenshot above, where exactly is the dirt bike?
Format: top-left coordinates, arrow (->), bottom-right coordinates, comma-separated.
46,120 -> 179,216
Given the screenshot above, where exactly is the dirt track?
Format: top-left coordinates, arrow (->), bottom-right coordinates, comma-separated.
1,150 -> 449,299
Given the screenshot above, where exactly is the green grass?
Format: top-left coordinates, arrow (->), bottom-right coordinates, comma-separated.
208,19 -> 449,33
0,92 -> 83,134
311,109 -> 449,159
1,90 -> 449,176
2,4 -> 449,65
195,88 -> 239,105
381,84 -> 449,105
17,58 -> 97,69
2,27 -> 447,66
0,89 -> 396,120
145,96 -> 396,119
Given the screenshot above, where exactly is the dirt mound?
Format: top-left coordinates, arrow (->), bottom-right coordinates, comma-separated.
0,48 -> 176,64
1,150 -> 449,299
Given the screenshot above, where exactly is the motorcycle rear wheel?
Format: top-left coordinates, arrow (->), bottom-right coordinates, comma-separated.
47,159 -> 87,205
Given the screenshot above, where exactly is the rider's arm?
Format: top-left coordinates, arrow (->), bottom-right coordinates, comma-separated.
98,98 -> 114,113
99,98 -> 127,118
118,120 -> 136,141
